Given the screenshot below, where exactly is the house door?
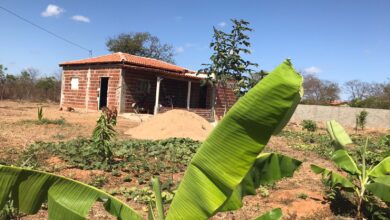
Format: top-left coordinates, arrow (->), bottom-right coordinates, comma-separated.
199,85 -> 208,108
99,77 -> 109,109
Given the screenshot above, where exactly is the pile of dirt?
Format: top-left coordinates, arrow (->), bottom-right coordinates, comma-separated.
125,109 -> 213,141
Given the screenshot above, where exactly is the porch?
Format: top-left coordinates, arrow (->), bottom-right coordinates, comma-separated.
120,66 -> 214,120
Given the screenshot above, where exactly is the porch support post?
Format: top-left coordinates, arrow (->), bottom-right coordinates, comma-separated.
154,76 -> 163,115
85,67 -> 91,112
59,70 -> 65,109
186,81 -> 191,110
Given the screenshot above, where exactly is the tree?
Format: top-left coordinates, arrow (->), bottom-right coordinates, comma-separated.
106,32 -> 175,63
344,80 -> 372,100
302,74 -> 340,104
199,19 -> 258,117
35,76 -> 59,100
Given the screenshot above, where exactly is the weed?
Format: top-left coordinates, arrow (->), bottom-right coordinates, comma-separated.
51,133 -> 66,140
89,175 -> 107,188
111,170 -> 121,177
301,120 -> 317,132
37,106 -> 43,121
297,193 -> 308,200
123,175 -> 132,182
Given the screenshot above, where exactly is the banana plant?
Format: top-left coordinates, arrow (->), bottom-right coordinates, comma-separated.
0,60 -> 304,219
311,120 -> 390,219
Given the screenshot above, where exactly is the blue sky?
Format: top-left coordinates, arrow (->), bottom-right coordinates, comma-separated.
0,0 -> 389,87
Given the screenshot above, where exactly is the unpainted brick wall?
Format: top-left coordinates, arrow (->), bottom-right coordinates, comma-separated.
61,66 -> 121,111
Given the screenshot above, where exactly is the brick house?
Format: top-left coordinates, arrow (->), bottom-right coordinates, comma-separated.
59,52 -> 237,120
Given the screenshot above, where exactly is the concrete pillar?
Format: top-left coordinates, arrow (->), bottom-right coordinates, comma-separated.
85,68 -> 91,112
59,70 -> 65,108
117,68 -> 126,113
154,76 -> 163,115
186,81 -> 191,110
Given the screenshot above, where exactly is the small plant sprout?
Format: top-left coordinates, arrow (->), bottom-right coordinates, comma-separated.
37,106 -> 43,121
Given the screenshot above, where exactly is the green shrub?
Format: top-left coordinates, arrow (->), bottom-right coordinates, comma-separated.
356,110 -> 368,131
301,120 -> 317,132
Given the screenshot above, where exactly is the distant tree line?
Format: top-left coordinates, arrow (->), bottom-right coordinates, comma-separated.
301,73 -> 390,109
0,65 -> 61,102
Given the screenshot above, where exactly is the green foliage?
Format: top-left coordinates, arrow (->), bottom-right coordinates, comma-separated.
37,106 -> 43,121
106,32 -> 175,63
279,130 -> 389,166
92,112 -> 116,165
0,166 -> 142,220
300,120 -> 317,132
356,110 -> 369,131
167,60 -> 303,219
88,175 -> 108,188
297,193 -> 308,200
24,137 -> 201,174
311,120 -> 390,219
199,19 -> 258,97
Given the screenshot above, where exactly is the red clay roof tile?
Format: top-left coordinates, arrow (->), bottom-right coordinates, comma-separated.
60,52 -> 188,73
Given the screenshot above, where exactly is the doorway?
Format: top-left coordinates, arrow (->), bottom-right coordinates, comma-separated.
99,77 -> 109,109
199,85 -> 208,108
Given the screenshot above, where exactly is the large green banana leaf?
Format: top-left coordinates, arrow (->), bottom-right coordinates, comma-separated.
366,157 -> 390,202
220,153 -> 302,211
310,164 -> 354,189
0,165 -> 142,220
368,156 -> 390,178
166,60 -> 303,219
326,120 -> 353,150
331,150 -> 361,175
326,121 -> 360,176
366,179 -> 390,202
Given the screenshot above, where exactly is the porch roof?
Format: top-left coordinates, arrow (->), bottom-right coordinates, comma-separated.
60,52 -> 208,80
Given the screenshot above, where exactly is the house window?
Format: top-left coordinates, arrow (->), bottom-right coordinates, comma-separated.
70,77 -> 79,90
136,80 -> 151,94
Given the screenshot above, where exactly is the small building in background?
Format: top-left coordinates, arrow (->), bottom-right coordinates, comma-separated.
59,52 -> 236,120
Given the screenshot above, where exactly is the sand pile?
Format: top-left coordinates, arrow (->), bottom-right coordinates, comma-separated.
125,109 -> 213,141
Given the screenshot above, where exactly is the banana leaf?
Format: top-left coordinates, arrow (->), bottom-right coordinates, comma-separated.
220,153 -> 302,211
331,150 -> 361,175
326,120 -> 353,150
254,208 -> 282,220
166,60 -> 303,219
368,156 -> 390,178
366,180 -> 390,202
310,164 -> 354,189
0,165 -> 141,220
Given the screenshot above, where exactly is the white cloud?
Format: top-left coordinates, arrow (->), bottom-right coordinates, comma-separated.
41,4 -> 64,17
71,15 -> 90,23
175,47 -> 185,54
303,66 -> 322,74
218,21 -> 227,28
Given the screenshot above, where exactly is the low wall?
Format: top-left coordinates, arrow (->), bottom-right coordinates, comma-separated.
290,104 -> 390,129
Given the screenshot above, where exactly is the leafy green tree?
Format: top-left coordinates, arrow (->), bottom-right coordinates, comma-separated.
199,19 -> 258,116
106,32 -> 175,63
